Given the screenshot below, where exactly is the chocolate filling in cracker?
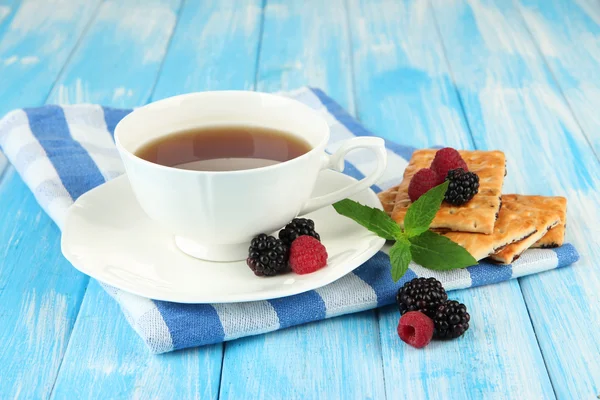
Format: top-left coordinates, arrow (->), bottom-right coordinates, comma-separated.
502,195 -> 567,249
492,230 -> 537,253
489,215 -> 561,264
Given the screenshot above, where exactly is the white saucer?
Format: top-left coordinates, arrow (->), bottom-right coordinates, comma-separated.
61,170 -> 386,303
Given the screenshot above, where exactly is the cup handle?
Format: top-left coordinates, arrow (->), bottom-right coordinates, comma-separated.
299,137 -> 387,215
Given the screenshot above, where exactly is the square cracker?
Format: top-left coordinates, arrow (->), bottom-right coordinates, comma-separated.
501,195 -> 567,248
391,149 -> 506,234
378,185 -> 400,215
440,194 -> 538,261
488,207 -> 562,264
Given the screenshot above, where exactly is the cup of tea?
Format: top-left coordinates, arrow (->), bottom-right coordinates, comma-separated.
115,91 -> 387,261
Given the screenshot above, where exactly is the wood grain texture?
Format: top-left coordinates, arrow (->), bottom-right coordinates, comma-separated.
152,0 -> 264,100
0,0 -> 101,117
256,0 -> 354,112
0,169 -> 88,400
0,0 -> 17,29
47,0 -> 180,107
41,1 -> 225,399
518,0 -> 600,160
431,0 -> 600,397
348,0 -> 555,398
349,0 -> 472,149
219,1 -> 385,399
51,281 -> 223,400
0,0 -> 13,174
0,152 -> 7,178
0,1 -> 101,397
220,311 -> 385,400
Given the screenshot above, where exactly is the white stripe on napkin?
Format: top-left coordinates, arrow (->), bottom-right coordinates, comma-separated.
214,301 -> 280,341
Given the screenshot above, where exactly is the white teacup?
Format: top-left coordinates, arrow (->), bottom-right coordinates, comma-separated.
115,91 -> 387,261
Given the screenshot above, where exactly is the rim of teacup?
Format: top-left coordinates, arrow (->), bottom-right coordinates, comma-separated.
114,91 -> 331,175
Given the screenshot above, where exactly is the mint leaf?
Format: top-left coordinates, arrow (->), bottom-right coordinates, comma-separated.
408,230 -> 477,270
396,234 -> 410,247
404,181 -> 449,237
390,240 -> 412,282
333,199 -> 402,241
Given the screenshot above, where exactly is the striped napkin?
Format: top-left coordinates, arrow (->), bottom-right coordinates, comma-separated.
0,88 -> 579,354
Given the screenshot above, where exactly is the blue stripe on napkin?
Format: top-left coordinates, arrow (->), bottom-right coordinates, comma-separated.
154,301 -> 225,347
0,87 -> 580,353
467,263 -> 513,286
102,107 -> 131,137
25,106 -> 106,200
269,292 -> 327,329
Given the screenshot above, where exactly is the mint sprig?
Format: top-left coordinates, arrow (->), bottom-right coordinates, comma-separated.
389,240 -> 411,281
334,182 -> 477,281
409,230 -> 476,270
403,181 -> 448,237
333,200 -> 401,240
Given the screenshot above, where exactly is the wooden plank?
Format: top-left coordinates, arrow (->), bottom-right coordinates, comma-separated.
0,170 -> 88,400
348,0 -> 555,398
255,0 -> 355,112
46,0 -> 180,106
51,281 -> 223,400
218,1 -> 385,398
53,0 -> 264,398
0,0 -> 17,29
431,0 -> 600,397
349,0 -> 472,149
220,311 -> 385,399
0,152 -> 6,178
518,0 -> 600,159
0,1 -> 102,398
0,0 -> 12,177
43,1 -> 224,399
151,0 -> 264,100
0,0 -> 100,117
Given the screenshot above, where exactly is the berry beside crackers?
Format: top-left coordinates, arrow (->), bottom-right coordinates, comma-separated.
378,148 -> 567,264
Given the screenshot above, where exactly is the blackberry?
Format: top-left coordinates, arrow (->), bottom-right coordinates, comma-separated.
396,277 -> 448,318
278,218 -> 320,246
432,300 -> 470,340
247,234 -> 289,277
444,168 -> 479,206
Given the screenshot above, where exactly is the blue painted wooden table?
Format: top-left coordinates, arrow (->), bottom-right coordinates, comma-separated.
1,0 -> 599,398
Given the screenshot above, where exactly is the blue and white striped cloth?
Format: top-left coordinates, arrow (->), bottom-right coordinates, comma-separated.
0,88 -> 579,353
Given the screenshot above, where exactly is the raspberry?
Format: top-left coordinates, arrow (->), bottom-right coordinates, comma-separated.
289,236 -> 328,275
397,311 -> 434,349
408,168 -> 440,202
431,148 -> 468,182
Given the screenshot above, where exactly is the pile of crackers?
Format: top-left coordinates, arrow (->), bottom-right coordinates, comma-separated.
378,149 -> 567,264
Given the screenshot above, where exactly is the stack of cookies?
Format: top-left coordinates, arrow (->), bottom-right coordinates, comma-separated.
378,149 -> 567,264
